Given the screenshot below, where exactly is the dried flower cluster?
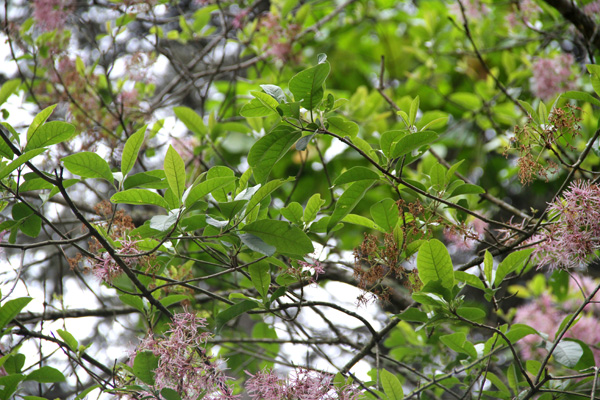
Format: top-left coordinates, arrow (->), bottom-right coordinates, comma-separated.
514,275 -> 600,363
245,368 -> 361,400
136,312 -> 238,400
532,180 -> 600,270
505,105 -> 580,185
530,54 -> 576,101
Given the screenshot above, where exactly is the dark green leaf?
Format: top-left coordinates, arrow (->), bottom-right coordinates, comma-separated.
243,219 -> 314,255
247,124 -> 301,183
133,351 -> 159,385
249,262 -> 271,299
288,62 -> 331,109
380,369 -> 404,400
280,202 -> 304,225
216,300 -> 259,331
25,366 -> 66,383
327,180 -> 374,232
121,126 -> 146,176
334,166 -> 380,185
397,307 -> 428,323
240,233 -> 276,256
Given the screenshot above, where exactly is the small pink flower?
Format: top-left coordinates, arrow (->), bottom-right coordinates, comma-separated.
530,54 -> 576,101
33,0 -> 74,32
584,1 -> 600,15
92,237 -> 142,283
532,180 -> 600,270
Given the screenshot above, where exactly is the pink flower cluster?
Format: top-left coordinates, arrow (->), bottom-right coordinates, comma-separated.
33,0 -> 74,32
530,54 -> 576,101
514,275 -> 600,364
136,312 -> 238,400
92,237 -> 142,283
448,0 -> 490,22
584,1 -> 600,15
532,180 -> 600,270
245,368 -> 361,400
294,259 -> 325,283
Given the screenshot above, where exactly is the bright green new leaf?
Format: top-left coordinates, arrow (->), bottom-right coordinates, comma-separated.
174,106 -> 207,136
111,189 -> 170,209
370,198 -> 399,232
334,166 -> 380,185
0,79 -> 20,106
449,92 -> 482,110
185,176 -> 237,207
288,61 -> 331,109
280,202 -> 304,225
243,219 -> 314,255
327,180 -> 374,232
121,126 -> 146,176
57,329 -> 78,352
494,249 -> 533,287
561,91 -> 600,107
327,116 -> 359,138
0,148 -> 46,180
342,214 -> 386,232
244,178 -> 292,219
260,84 -> 286,103
0,297 -> 32,333
455,271 -> 485,290
62,152 -> 114,182
240,97 -> 276,117
251,90 -> 279,111
380,369 -> 404,400
417,239 -> 454,289
409,95 -> 419,126
164,145 -> 186,203
303,193 -> 325,224
484,250 -> 493,284
27,104 -> 57,141
247,124 -> 301,183
249,262 -> 271,299
25,121 -> 75,151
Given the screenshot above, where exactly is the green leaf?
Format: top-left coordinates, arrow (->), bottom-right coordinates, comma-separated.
494,249 -> 533,287
119,294 -> 145,313
370,198 -> 399,232
62,152 -> 114,182
20,214 -> 42,238
430,163 -> 446,189
327,180 -> 374,232
185,176 -> 237,207
505,324 -> 538,343
440,332 -> 477,358
0,297 -> 32,333
260,84 -> 286,103
249,262 -> 271,299
342,214 -> 386,232
111,189 -> 170,209
206,166 -> 236,202
74,384 -> 101,400
449,92 -> 482,110
25,121 -> 75,151
561,91 -> 600,107
27,104 -> 57,141
3,354 -> 25,374
164,145 -> 186,204
251,90 -> 280,111
133,351 -> 159,385
0,148 -> 46,180
288,61 -> 331,109
244,178 -> 292,219
303,193 -> 325,224
247,124 -> 301,183
455,271 -> 485,290
334,166 -> 380,185
380,369 -> 404,400
409,95 -> 419,126
242,219 -> 314,255
25,366 -> 66,383
547,340 -> 583,368
391,131 -> 438,158
380,130 -> 405,158
397,307 -> 428,323
0,79 -> 20,106
456,306 -> 486,321
281,202 -> 304,225
240,98 -> 276,117
327,116 -> 359,138
121,126 -> 146,176
417,239 -> 454,289
216,300 -> 259,331
240,233 -> 276,256
124,170 -> 167,190
174,106 -> 207,136
160,388 -> 182,400
448,183 -> 485,197
484,250 -> 493,285
57,329 -> 78,352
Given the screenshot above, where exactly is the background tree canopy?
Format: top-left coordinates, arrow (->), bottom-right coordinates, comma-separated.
2,0 -> 600,399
